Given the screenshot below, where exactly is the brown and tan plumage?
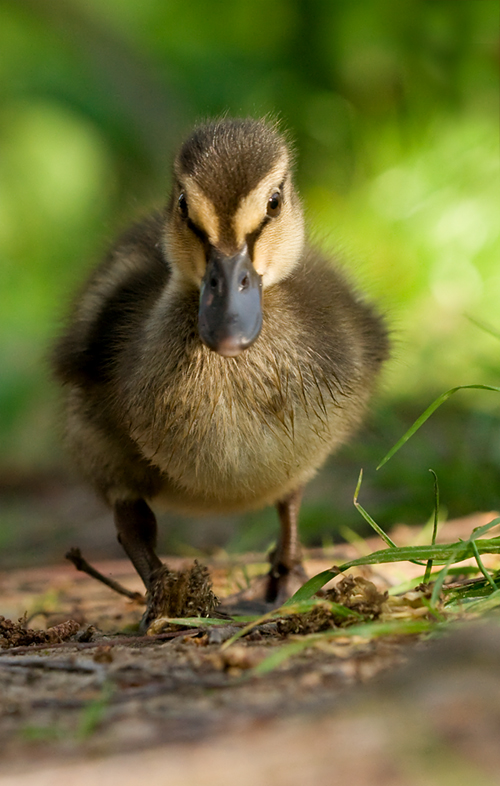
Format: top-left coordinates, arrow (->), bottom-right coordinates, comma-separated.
53,118 -> 388,621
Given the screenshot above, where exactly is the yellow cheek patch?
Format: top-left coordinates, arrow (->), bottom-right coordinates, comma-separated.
252,201 -> 305,286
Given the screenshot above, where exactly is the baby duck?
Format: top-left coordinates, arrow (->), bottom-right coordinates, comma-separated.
53,118 -> 388,618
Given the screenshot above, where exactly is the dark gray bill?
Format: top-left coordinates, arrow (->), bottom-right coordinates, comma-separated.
198,246 -> 263,357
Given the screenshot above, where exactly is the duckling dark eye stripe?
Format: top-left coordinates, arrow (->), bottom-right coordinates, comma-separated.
246,216 -> 271,257
245,177 -> 286,254
187,217 -> 208,246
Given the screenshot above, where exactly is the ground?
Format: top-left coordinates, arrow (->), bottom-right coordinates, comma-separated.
1,514 -> 500,785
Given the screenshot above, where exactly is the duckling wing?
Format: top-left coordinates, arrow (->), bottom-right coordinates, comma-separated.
52,211 -> 169,388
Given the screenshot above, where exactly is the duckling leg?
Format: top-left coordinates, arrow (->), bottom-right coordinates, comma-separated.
219,488 -> 307,614
114,499 -> 162,590
114,499 -> 219,628
266,486 -> 308,604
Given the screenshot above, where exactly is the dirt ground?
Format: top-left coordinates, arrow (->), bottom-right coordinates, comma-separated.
1,515 -> 500,785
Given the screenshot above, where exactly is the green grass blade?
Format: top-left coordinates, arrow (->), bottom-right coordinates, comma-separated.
466,315 -> 500,340
430,517 -> 500,606
251,618 -> 435,676
285,569 -> 339,603
219,598 -> 346,650
77,682 -> 115,740
332,537 -> 500,571
470,539 -> 498,591
353,469 -> 398,548
424,469 -> 440,583
353,469 -> 427,566
148,616 -> 233,630
377,385 -> 500,470
430,548 -> 460,608
288,519 -> 500,603
251,639 -> 313,674
469,516 -> 500,538
464,589 -> 500,614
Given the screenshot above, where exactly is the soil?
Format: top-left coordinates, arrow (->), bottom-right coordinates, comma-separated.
1,513 -> 500,785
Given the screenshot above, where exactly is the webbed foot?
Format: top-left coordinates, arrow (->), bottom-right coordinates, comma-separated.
140,560 -> 219,632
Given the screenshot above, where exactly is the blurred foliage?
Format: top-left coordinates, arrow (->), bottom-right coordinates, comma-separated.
0,0 -> 499,552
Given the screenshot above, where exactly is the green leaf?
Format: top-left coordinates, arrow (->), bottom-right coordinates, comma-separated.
377,385 -> 500,469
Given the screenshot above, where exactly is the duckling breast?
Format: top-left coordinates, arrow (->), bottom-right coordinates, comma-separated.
119,255 -> 383,512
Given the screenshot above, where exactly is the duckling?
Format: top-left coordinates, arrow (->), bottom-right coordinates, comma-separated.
53,118 -> 388,620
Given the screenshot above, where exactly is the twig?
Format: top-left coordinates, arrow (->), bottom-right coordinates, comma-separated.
65,547 -> 145,603
0,656 -> 106,674
0,628 -> 201,656
30,672 -> 231,710
444,574 -> 497,591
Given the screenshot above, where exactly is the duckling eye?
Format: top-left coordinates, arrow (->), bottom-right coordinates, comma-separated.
266,191 -> 282,218
178,193 -> 188,218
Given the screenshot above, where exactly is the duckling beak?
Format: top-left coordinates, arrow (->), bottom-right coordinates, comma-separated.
198,245 -> 263,357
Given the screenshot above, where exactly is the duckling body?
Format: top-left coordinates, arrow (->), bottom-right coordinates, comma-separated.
53,118 -> 388,613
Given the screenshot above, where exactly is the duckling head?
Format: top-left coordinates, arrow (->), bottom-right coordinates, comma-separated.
163,118 -> 305,357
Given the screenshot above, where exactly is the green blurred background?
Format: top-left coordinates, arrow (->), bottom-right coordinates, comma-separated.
0,0 -> 499,567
